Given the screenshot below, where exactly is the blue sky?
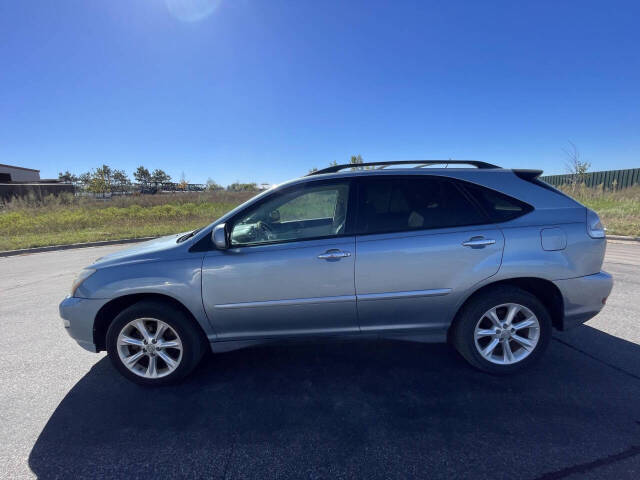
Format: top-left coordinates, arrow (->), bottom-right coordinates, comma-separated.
1,0 -> 639,185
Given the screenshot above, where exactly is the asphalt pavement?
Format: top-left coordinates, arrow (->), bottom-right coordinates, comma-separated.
0,241 -> 639,479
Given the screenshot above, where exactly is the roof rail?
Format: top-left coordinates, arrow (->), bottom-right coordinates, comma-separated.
307,160 -> 500,176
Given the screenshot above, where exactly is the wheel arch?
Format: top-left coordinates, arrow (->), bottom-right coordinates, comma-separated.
93,293 -> 208,352
449,277 -> 564,340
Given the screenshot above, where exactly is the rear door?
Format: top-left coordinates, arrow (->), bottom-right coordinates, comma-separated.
354,175 -> 505,335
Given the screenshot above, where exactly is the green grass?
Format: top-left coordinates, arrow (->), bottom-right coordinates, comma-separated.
558,184 -> 640,237
0,191 -> 254,251
1,184 -> 638,251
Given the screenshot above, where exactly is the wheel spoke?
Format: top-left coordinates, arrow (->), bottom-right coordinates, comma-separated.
153,323 -> 167,341
476,328 -> 497,338
134,319 -> 152,342
146,355 -> 158,377
504,304 -> 520,326
481,338 -> 499,357
125,350 -> 145,366
512,318 -> 536,331
486,309 -> 502,328
511,333 -> 534,350
503,340 -> 515,363
157,350 -> 177,369
158,339 -> 181,349
119,335 -> 144,347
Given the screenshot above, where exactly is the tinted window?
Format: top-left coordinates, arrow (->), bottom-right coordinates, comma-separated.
357,177 -> 486,234
230,181 -> 350,245
462,182 -> 532,222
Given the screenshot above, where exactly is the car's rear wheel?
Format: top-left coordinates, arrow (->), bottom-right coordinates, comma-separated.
451,286 -> 552,374
106,301 -> 206,386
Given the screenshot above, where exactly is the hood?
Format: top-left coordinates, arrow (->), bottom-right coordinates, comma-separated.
91,232 -> 191,268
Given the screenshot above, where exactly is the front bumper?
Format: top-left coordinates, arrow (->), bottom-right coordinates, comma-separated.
59,296 -> 110,352
553,271 -> 613,330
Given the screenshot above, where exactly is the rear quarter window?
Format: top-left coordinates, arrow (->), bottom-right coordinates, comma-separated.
461,182 -> 533,222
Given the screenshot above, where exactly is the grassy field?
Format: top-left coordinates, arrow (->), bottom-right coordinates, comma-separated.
0,184 -> 639,251
559,184 -> 640,237
0,191 -> 255,251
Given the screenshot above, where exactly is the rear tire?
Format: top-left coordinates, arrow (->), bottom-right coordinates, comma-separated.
106,301 -> 206,386
451,286 -> 552,375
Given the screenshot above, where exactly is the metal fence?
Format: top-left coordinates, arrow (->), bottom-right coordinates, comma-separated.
540,168 -> 640,190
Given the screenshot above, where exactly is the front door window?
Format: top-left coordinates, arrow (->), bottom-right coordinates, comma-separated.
230,182 -> 350,246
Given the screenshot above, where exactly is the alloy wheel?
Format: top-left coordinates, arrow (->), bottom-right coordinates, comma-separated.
473,303 -> 540,365
116,318 -> 183,378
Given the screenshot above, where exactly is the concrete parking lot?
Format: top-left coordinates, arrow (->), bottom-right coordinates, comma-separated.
1,242 -> 639,479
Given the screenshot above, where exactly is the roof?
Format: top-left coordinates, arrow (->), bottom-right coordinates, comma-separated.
0,163 -> 40,173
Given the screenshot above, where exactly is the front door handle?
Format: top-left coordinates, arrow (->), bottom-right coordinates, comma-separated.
462,236 -> 496,248
317,249 -> 351,260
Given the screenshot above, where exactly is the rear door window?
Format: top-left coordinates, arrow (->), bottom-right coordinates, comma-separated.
356,176 -> 487,235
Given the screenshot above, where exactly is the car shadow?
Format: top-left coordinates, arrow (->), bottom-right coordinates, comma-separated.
29,327 -> 640,479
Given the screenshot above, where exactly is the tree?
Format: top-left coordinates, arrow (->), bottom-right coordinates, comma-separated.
58,170 -> 78,183
563,141 -> 590,189
308,167 -> 318,174
88,164 -> 114,195
112,169 -> 130,193
151,169 -> 171,187
350,154 -> 372,170
87,172 -> 109,195
95,164 -> 113,190
78,171 -> 92,188
227,181 -> 259,192
205,178 -> 223,191
178,171 -> 189,191
134,166 -> 151,190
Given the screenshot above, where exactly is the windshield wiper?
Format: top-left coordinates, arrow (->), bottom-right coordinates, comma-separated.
177,227 -> 203,243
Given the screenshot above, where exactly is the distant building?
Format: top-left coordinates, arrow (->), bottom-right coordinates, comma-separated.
0,163 -> 41,183
0,163 -> 73,201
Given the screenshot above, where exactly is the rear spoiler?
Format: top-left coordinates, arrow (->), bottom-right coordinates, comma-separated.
512,169 -> 575,199
513,169 -> 543,181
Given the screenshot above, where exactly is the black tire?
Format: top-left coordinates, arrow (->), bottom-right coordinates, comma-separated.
451,286 -> 552,375
106,301 -> 207,386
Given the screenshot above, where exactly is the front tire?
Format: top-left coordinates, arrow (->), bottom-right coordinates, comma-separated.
451,286 -> 552,375
106,301 -> 206,386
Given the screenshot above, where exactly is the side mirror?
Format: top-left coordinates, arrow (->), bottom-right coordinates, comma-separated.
212,223 -> 229,250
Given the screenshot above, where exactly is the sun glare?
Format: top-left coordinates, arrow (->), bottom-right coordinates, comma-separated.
165,0 -> 223,22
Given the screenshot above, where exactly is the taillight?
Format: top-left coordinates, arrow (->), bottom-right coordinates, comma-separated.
586,209 -> 606,239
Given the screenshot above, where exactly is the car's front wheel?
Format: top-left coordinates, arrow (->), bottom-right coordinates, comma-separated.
106,301 -> 206,386
451,286 -> 552,374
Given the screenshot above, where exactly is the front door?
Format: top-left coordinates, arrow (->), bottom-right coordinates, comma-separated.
202,179 -> 358,340
354,175 -> 505,334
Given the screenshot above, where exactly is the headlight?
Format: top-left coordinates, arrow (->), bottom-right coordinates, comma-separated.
586,209 -> 606,239
70,269 -> 96,297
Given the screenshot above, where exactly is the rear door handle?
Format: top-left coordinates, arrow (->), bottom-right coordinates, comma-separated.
462,237 -> 496,248
317,249 -> 351,260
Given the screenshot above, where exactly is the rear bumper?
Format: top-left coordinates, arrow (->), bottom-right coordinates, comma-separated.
59,296 -> 110,352
553,271 -> 613,330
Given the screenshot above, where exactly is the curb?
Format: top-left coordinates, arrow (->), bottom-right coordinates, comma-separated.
0,237 -> 158,258
607,235 -> 640,242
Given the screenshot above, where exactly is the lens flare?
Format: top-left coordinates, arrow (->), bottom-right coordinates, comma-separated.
165,0 -> 223,22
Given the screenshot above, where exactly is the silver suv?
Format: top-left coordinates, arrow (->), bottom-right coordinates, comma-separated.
60,161 -> 613,386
